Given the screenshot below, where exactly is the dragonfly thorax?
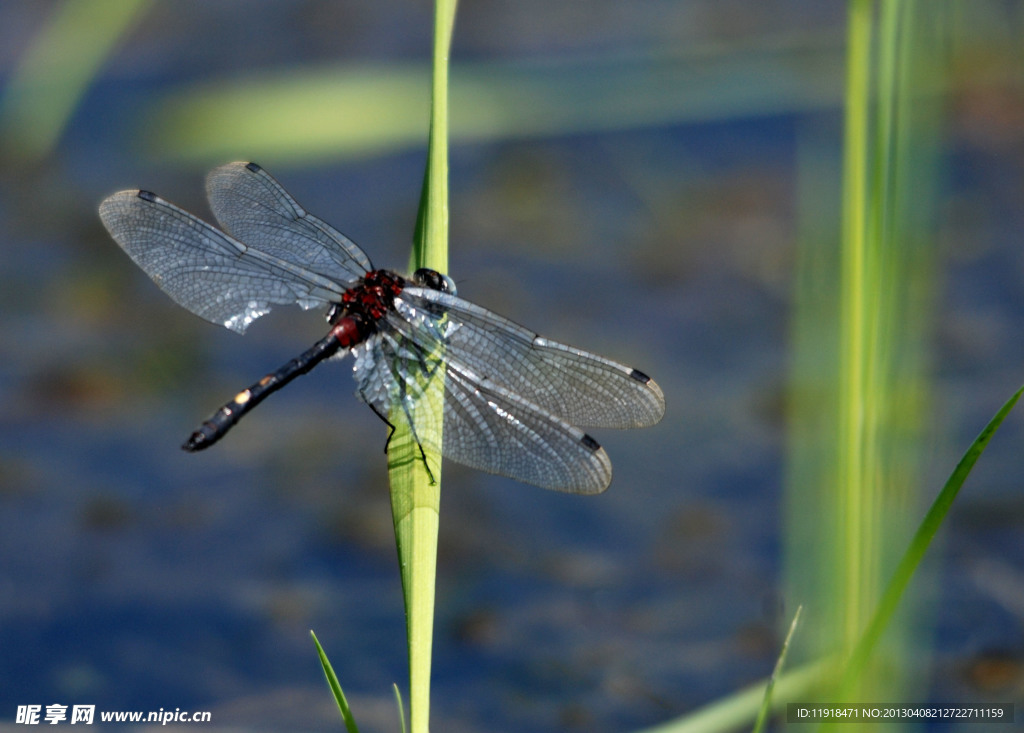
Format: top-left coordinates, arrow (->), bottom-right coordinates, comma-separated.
326,268 -> 457,327
331,269 -> 407,323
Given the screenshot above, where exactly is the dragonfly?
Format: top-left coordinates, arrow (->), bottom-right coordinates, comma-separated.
99,162 -> 665,494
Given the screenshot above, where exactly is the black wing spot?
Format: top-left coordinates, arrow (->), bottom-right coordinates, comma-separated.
245,162 -> 262,173
580,433 -> 602,452
629,369 -> 652,384
138,190 -> 158,202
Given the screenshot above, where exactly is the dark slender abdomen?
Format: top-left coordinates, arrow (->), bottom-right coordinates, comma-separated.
183,317 -> 365,451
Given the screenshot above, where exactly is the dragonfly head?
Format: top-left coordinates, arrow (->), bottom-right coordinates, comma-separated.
412,268 -> 456,296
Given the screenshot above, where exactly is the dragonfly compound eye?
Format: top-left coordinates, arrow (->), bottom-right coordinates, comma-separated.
413,268 -> 456,295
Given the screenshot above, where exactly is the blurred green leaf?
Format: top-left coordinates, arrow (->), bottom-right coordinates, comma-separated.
634,658 -> 834,733
0,0 -> 151,161
838,384 -> 1024,696
143,34 -> 848,166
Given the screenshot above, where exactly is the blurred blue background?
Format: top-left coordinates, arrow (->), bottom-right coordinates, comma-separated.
1,2 -> 1022,731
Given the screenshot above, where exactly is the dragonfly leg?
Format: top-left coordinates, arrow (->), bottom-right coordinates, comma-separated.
365,399 -> 436,485
365,400 -> 397,454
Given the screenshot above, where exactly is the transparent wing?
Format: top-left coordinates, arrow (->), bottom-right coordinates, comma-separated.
206,162 -> 372,286
99,190 -> 346,333
398,287 -> 665,429
353,324 -> 612,494
440,363 -> 613,493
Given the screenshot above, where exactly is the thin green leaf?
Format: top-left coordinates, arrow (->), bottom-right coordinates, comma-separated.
634,658 -> 834,733
310,630 -> 360,733
838,384 -> 1024,694
393,683 -> 407,733
752,606 -> 803,733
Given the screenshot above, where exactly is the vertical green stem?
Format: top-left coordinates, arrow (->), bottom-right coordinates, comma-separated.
412,3 -> 456,274
389,3 -> 457,733
791,0 -> 945,721
837,0 -> 873,657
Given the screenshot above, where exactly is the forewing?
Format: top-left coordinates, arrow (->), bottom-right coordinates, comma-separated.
399,288 -> 665,429
99,190 -> 345,332
206,162 -> 372,285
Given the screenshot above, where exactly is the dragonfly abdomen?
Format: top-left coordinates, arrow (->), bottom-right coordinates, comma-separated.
182,315 -> 367,451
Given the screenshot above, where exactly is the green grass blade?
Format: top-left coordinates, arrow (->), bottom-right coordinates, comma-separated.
633,658 -> 835,733
788,3 -> 946,716
647,383 -> 1020,733
835,0 -> 873,660
752,606 -> 803,733
393,683 -> 407,733
310,630 -> 360,733
388,4 -> 457,733
838,384 -> 1024,695
410,0 -> 454,276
